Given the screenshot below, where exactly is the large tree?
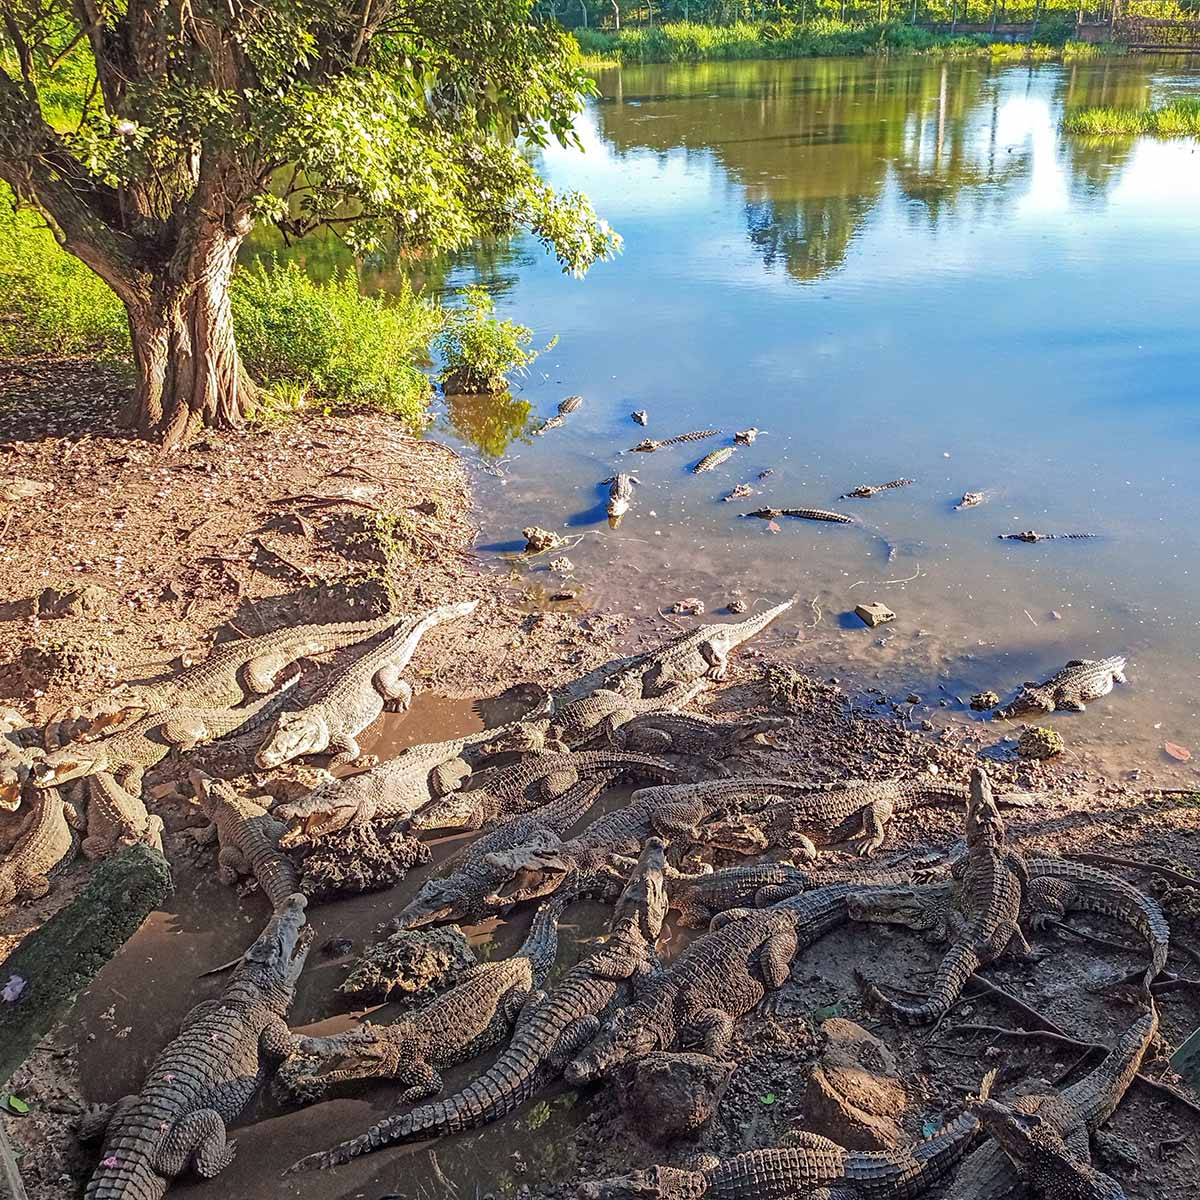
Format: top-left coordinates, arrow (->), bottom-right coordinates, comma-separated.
0,0 -> 618,445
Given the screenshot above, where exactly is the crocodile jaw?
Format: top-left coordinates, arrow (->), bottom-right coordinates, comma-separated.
31,749 -> 105,787
256,714 -> 329,769
278,806 -> 355,848
847,887 -> 940,932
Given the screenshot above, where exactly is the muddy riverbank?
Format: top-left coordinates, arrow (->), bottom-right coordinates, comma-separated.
1,356 -> 1198,1198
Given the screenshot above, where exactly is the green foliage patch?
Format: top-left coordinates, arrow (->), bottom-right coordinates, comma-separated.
436,286 -> 556,394
1062,96 -> 1200,136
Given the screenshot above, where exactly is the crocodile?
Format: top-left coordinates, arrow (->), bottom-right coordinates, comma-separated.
274,729 -> 511,847
285,897 -> 565,1103
566,906 -> 801,1082
285,838 -> 666,1173
0,786 -> 78,904
734,428 -> 758,445
859,768 -> 1031,1024
0,730 -> 41,811
955,491 -> 985,510
995,657 -> 1127,718
744,507 -> 854,524
998,531 -> 1099,543
847,857 -> 1169,991
630,430 -> 720,453
603,473 -> 640,526
722,483 -> 755,503
840,479 -> 914,500
83,895 -> 312,1200
191,778 -> 301,910
692,447 -> 735,474
608,712 -> 789,762
575,1078 -> 996,1200
699,779 -> 1036,862
70,614 -> 398,739
389,775 -> 616,930
608,597 -> 795,698
668,863 -> 810,928
82,772 -> 164,860
972,1100 -> 1127,1199
408,750 -> 677,834
256,600 -> 478,769
533,415 -> 566,436
33,683 -> 296,795
946,1004 -> 1156,1200
559,395 -> 583,415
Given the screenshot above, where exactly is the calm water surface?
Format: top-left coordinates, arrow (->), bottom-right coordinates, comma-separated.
429,55 -> 1200,781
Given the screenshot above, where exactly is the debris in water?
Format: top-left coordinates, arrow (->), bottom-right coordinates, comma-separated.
1,976 -> 25,1003
1018,727 -> 1064,759
757,468 -> 774,480
1164,742 -> 1192,763
548,556 -> 574,575
523,526 -> 566,554
970,691 -> 1000,712
854,602 -> 896,629
671,598 -> 705,616
631,410 -> 648,426
726,597 -> 748,615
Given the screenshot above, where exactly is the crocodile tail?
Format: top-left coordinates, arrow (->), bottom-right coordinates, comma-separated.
862,943 -> 980,1024
521,895 -> 566,979
84,1152 -> 168,1200
1065,1002 -> 1157,1129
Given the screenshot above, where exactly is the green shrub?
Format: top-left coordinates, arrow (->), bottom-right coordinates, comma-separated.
0,189 -> 129,358
436,286 -> 555,395
231,259 -> 440,428
1034,14 -> 1075,46
1062,97 -> 1200,136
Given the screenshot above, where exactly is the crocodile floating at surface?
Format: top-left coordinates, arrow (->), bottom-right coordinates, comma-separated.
946,1005 -> 1156,1200
998,530 -> 1099,543
744,506 -> 854,524
841,478 -> 914,500
995,657 -> 1127,718
83,895 -> 312,1200
285,897 -> 565,1103
859,767 -> 1031,1023
955,491 -> 986,510
603,473 -> 640,526
256,601 -> 478,769
576,1070 -> 995,1200
692,447 -> 735,475
629,430 -> 720,453
285,839 -> 666,1173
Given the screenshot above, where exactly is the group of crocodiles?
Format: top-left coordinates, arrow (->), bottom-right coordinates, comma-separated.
0,595 -> 1178,1199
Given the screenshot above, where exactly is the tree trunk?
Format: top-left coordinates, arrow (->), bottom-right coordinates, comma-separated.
611,1 -> 620,30
123,222 -> 255,448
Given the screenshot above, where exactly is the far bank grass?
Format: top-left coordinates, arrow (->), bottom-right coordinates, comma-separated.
1062,96 -> 1200,135
573,20 -> 1124,68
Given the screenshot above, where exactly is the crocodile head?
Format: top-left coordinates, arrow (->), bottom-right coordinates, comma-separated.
409,789 -> 485,833
996,684 -> 1054,719
578,1171 -> 671,1200
294,1023 -> 396,1085
847,885 -> 946,933
256,713 -> 330,769
694,815 -> 771,854
734,717 -> 792,746
276,783 -> 360,847
391,878 -> 467,929
566,1008 -> 659,1085
30,743 -> 108,787
236,893 -> 312,988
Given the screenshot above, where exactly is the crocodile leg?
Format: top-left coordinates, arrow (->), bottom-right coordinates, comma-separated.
395,1063 -> 443,1104
155,1109 -> 236,1178
849,799 -> 897,855
700,641 -> 727,681
216,846 -> 250,887
688,1007 -> 736,1058
326,732 -> 363,770
759,927 -> 799,989
754,882 -> 806,906
550,1015 -> 602,1068
374,664 -> 414,711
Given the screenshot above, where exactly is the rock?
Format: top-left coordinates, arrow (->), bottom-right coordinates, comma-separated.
616,1052 -> 733,1141
804,1018 -> 908,1149
671,598 -> 705,616
631,410 -> 648,426
1018,727 -> 1064,760
734,428 -> 758,445
339,923 -> 476,1004
906,693 -> 921,705
299,822 -> 431,902
35,584 -> 109,619
854,602 -> 895,629
726,597 -> 748,615
550,590 -> 578,602
970,691 -> 1000,711
522,526 -> 565,554
1093,1131 -> 1140,1168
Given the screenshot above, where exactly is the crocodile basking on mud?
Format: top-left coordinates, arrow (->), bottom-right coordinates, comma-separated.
67,615 -> 398,740
858,768 -> 1032,1023
946,1005 -> 1156,1200
608,597 -> 795,698
408,749 -> 678,834
82,772 -> 164,860
629,429 -> 719,453
848,857 -> 1169,991
285,840 -> 667,1174
607,711 -> 789,763
83,895 -> 312,1200
667,863 -> 810,928
284,897 -> 565,1103
34,684 -> 297,798
603,473 -> 640,526
576,1072 -> 996,1200
0,786 -> 78,904
995,657 -> 1127,718
256,600 -> 478,769
698,778 -> 1035,861
389,775 -> 616,929
191,778 -> 300,910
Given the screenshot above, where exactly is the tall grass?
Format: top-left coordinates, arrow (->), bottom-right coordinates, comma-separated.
573,20 -> 1126,66
1062,96 -> 1200,136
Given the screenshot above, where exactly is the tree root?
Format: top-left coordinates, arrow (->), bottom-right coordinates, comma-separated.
1069,853 -> 1199,888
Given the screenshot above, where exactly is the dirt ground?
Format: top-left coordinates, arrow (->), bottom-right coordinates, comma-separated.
0,357 -> 1198,1199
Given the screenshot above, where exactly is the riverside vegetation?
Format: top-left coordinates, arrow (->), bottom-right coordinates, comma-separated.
1062,96 -> 1200,135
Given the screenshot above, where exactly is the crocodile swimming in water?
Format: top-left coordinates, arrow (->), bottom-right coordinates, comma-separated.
692,447 -> 736,474
630,429 -> 720,453
998,530 -> 1099,543
840,478 -> 914,500
995,657 -> 1127,717
603,473 -> 640,526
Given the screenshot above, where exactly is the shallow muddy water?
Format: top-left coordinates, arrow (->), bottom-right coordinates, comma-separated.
417,54 -> 1200,782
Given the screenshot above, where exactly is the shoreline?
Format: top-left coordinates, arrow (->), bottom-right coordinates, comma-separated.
0,356 -> 1198,1197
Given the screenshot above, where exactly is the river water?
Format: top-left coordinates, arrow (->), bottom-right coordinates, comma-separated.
424,54 -> 1200,782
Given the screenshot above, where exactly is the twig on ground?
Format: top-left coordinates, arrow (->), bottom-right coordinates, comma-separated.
1070,853 -> 1199,888
251,537 -> 313,581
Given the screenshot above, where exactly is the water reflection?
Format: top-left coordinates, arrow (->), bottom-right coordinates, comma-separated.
440,390 -> 534,460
